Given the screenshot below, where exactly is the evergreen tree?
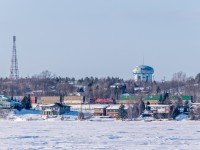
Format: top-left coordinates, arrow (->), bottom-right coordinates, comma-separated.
163,93 -> 171,104
163,92 -> 169,101
171,105 -> 180,119
139,100 -> 145,115
146,101 -> 150,111
156,86 -> 161,94
14,104 -> 23,111
118,104 -> 127,120
21,95 -> 32,110
168,105 -> 175,119
159,95 -> 163,104
184,100 -> 189,106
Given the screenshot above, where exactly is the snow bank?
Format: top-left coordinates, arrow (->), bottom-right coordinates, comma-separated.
175,114 -> 189,121
14,109 -> 41,115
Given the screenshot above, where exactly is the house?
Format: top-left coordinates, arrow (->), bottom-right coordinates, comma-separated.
41,103 -> 70,116
0,101 -> 12,109
0,95 -> 20,109
106,105 -> 128,118
147,105 -> 170,119
94,105 -> 108,116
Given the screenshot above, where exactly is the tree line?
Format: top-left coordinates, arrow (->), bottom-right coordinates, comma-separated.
0,70 -> 200,102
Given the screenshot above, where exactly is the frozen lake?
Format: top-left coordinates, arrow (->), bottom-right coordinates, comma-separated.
0,120 -> 200,150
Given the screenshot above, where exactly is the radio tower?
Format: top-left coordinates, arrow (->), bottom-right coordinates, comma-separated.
10,36 -> 19,80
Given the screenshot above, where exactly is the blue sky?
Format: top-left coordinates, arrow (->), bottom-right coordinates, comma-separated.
0,0 -> 200,81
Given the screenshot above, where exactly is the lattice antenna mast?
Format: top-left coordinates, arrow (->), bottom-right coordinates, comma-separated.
10,36 -> 19,80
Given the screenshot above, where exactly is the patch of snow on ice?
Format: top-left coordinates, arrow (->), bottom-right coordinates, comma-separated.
175,113 -> 189,121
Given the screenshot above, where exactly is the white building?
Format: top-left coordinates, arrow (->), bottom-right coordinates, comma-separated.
133,65 -> 154,82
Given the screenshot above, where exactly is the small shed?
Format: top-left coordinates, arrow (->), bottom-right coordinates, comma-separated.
41,103 -> 70,116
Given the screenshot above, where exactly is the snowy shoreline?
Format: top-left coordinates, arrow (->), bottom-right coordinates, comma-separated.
1,109 -> 199,149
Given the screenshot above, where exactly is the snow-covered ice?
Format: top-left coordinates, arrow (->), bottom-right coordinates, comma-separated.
0,119 -> 200,150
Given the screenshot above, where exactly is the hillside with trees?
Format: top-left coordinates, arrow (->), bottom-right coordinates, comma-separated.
0,70 -> 200,102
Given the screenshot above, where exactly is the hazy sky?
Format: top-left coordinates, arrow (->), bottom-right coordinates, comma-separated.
1,0 -> 200,81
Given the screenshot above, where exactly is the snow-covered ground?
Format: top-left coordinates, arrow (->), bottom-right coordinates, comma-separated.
0,117 -> 200,149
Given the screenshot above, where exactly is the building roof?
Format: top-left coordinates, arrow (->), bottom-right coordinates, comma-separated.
0,95 -> 10,101
119,95 -> 138,100
119,95 -> 160,101
106,105 -> 120,110
41,103 -> 71,108
144,96 -> 160,100
170,95 -> 193,100
133,65 -> 154,74
95,98 -> 113,103
148,105 -> 170,107
94,105 -> 108,109
106,105 -> 129,110
119,95 -> 193,101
